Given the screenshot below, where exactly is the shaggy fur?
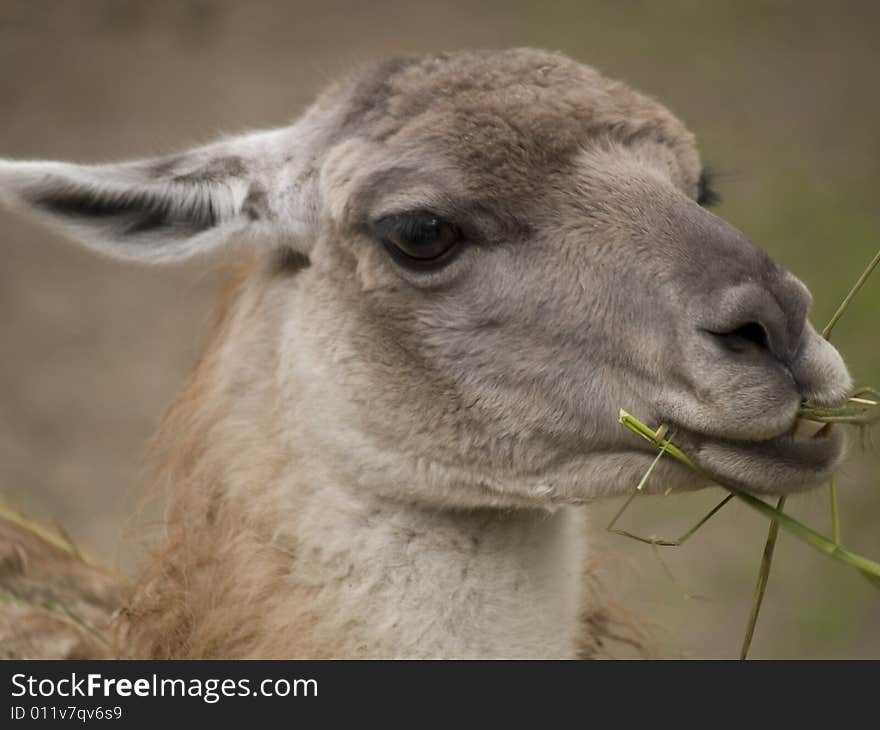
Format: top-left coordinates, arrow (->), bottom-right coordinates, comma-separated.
0,511 -> 121,659
0,49 -> 852,658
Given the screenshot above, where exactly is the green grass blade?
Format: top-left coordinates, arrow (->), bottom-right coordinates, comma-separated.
740,496 -> 785,660
829,478 -> 841,545
618,411 -> 880,585
732,488 -> 880,584
821,247 -> 880,340
607,493 -> 733,547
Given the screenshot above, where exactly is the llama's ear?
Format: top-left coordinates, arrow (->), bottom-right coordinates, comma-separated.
0,127 -> 320,263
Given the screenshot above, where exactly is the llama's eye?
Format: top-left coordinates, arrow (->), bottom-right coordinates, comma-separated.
374,211 -> 462,267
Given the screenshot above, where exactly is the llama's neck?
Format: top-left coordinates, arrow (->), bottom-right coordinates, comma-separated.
277,477 -> 587,658
133,433 -> 589,658
134,390 -> 591,659
273,283 -> 588,657
125,270 -> 591,658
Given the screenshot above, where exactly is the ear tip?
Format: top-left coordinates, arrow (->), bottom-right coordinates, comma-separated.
0,160 -> 44,207
0,160 -> 24,204
0,159 -> 38,186
0,160 -> 77,208
0,158 -> 17,180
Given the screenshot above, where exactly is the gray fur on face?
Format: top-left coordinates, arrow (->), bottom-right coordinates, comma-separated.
0,48 -> 852,502
303,49 -> 851,500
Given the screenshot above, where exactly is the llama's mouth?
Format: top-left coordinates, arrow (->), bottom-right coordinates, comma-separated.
669,418 -> 846,495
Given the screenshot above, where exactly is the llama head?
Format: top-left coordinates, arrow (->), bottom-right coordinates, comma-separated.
0,48 -> 852,507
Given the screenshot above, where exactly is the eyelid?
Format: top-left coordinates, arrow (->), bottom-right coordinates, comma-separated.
367,205 -> 499,247
372,211 -> 427,240
371,209 -> 460,242
373,208 -> 442,227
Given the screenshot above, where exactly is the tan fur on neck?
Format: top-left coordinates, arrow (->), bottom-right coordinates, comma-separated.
117,261 -> 643,659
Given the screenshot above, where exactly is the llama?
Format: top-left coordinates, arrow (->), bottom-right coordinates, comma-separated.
0,48 -> 852,658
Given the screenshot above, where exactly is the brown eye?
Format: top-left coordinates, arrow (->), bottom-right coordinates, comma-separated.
374,211 -> 462,268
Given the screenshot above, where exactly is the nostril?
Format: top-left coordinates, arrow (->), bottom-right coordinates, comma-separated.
704,281 -> 805,363
714,321 -> 770,353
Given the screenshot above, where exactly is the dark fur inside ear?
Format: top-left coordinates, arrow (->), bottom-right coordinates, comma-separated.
28,185 -> 218,237
0,125 -> 315,261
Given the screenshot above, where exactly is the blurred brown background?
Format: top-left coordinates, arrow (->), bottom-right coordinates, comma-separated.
1,0 -> 877,658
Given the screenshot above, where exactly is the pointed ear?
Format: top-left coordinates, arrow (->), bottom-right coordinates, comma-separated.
0,126 -> 320,263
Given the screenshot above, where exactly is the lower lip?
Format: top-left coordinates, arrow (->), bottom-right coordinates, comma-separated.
676,422 -> 845,493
